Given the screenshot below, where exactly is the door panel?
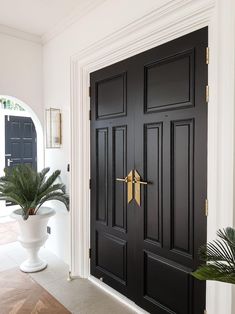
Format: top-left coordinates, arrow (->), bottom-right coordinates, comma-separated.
144,123 -> 163,246
144,252 -> 192,314
91,28 -> 207,314
144,49 -> 194,112
96,128 -> 108,224
112,125 -> 127,232
171,119 -> 194,256
5,116 -> 37,170
96,232 -> 127,285
96,73 -> 127,119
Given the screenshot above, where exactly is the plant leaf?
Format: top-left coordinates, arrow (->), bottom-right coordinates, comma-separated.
192,227 -> 235,285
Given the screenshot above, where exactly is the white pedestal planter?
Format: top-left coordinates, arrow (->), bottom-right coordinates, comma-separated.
11,207 -> 55,273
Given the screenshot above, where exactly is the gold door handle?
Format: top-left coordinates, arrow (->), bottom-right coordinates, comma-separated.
133,178 -> 148,185
134,170 -> 148,206
116,177 -> 128,183
116,170 -> 133,203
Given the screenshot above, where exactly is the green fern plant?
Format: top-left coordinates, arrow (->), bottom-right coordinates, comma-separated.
0,164 -> 69,220
192,227 -> 235,284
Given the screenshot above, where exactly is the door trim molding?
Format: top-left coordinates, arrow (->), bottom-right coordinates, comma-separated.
70,1 -> 235,313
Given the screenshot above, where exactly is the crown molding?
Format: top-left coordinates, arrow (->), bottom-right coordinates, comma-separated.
42,0 -> 107,44
71,0 -> 214,62
0,24 -> 41,44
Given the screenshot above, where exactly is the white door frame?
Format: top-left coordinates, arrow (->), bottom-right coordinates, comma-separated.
70,1 -> 235,313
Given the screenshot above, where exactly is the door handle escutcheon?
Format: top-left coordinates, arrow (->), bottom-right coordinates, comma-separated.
116,170 -> 133,203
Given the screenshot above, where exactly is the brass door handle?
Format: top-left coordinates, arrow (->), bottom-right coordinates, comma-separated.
139,181 -> 148,185
134,170 -> 148,206
116,170 -> 133,203
133,178 -> 148,185
116,177 -> 128,183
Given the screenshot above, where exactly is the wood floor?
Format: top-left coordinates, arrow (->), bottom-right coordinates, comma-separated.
0,268 -> 71,314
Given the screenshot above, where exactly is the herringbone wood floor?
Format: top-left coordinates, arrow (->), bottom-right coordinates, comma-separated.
0,268 -> 71,314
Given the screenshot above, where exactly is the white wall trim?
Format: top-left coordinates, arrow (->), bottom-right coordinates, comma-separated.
70,1 -> 235,313
0,24 -> 41,45
42,0 -> 107,44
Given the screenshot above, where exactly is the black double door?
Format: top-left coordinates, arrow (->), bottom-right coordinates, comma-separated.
5,116 -> 37,170
90,28 -> 207,314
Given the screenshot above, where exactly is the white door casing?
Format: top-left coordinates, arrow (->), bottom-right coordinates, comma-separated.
70,0 -> 235,313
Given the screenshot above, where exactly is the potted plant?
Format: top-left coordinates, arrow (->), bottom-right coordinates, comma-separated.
192,227 -> 235,284
0,164 -> 69,272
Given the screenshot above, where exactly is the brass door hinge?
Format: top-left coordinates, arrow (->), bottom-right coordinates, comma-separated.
89,178 -> 91,189
89,109 -> 91,120
204,199 -> 208,217
89,248 -> 91,259
89,86 -> 91,97
206,85 -> 209,103
204,310 -> 207,314
206,47 -> 209,64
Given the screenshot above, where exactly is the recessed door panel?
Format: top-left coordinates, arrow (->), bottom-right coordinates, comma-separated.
11,121 -> 21,138
23,122 -> 33,138
96,73 -> 127,119
144,50 -> 194,113
113,126 -> 127,232
144,251 -> 191,314
96,232 -> 127,284
23,142 -> 33,158
96,128 -> 108,224
144,123 -> 163,245
171,119 -> 194,257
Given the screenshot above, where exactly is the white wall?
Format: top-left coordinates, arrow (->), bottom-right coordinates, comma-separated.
0,32 -> 43,123
43,0 -> 165,265
0,31 -> 43,205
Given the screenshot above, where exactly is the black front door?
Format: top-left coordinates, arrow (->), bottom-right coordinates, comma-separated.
5,116 -> 37,170
90,28 -> 207,314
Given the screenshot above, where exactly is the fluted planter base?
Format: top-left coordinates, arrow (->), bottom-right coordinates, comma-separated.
11,207 -> 55,273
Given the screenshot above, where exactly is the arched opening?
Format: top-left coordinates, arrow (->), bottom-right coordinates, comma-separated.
0,95 -> 44,245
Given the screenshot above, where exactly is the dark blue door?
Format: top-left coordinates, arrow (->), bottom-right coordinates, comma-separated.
5,116 -> 37,170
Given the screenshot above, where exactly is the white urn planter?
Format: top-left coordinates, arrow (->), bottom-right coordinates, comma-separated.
11,207 -> 55,273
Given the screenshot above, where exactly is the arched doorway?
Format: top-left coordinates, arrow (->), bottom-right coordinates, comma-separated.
0,95 -> 44,245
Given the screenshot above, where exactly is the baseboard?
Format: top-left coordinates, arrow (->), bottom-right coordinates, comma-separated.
88,275 -> 148,314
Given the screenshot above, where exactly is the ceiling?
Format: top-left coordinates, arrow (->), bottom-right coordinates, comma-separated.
0,0 -> 103,38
